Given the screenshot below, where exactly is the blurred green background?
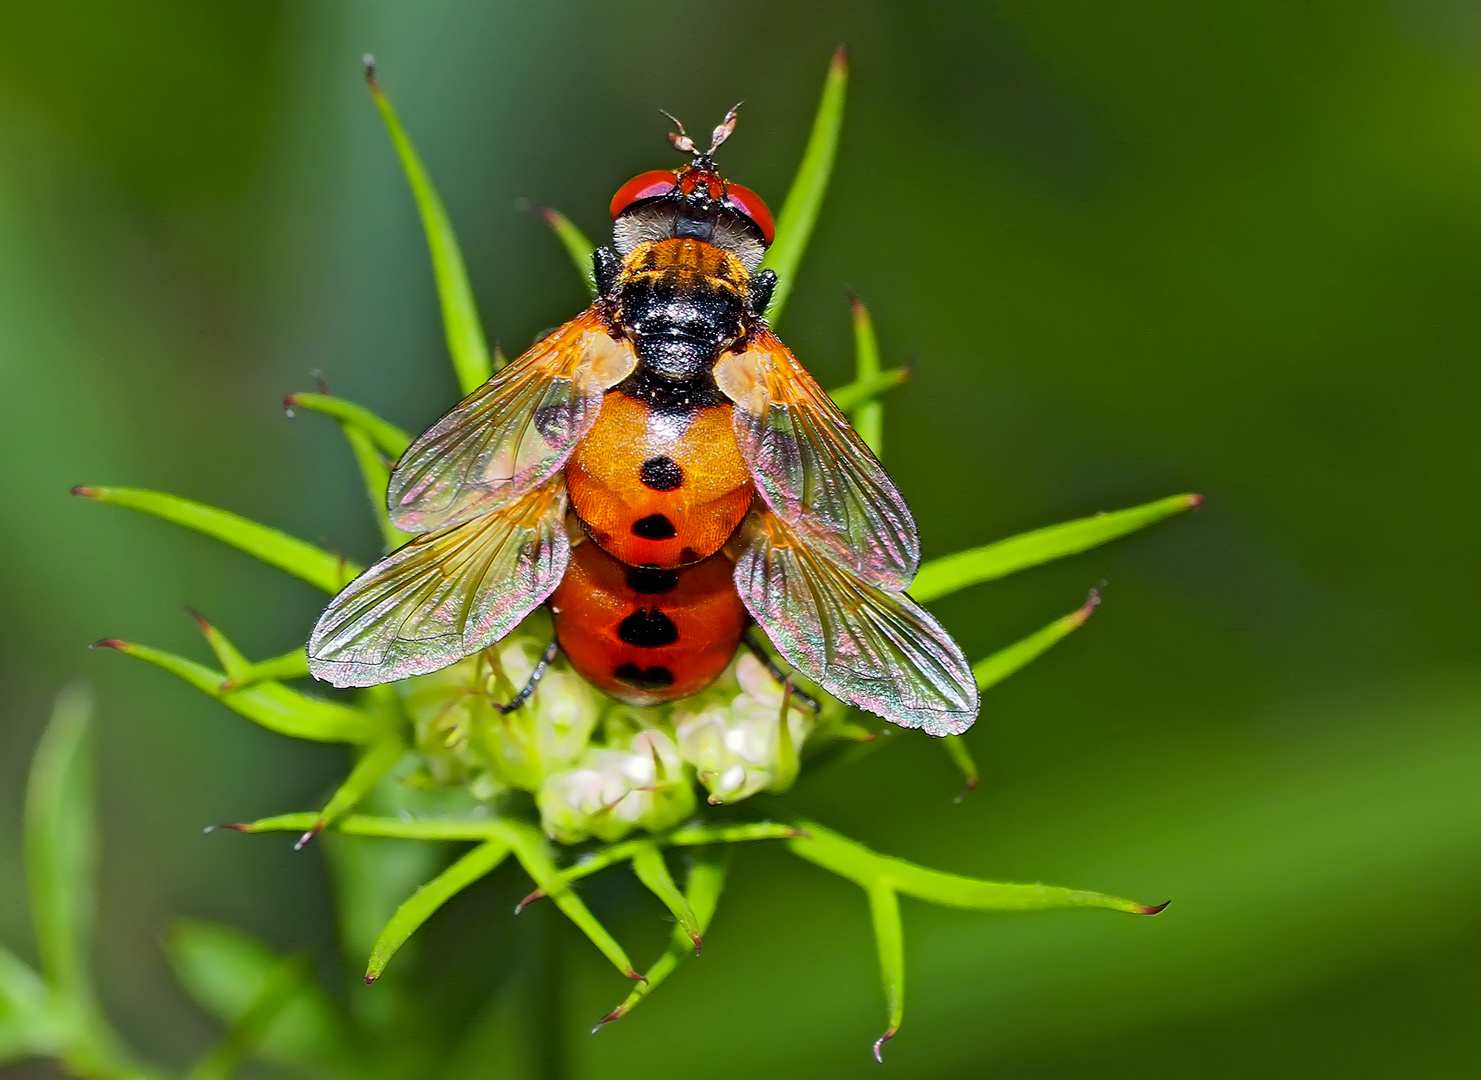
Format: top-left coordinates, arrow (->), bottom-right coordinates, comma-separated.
3,0 -> 1481,1076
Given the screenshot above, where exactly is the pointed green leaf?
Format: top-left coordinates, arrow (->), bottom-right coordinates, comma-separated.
665,820 -> 802,846
365,840 -> 510,983
788,819 -> 1163,914
760,47 -> 848,325
501,821 -> 642,981
366,59 -> 491,394
74,486 -> 358,594
849,296 -> 884,456
299,739 -> 407,848
598,847 -> 730,1028
0,944 -> 61,1062
867,884 -> 903,1062
224,813 -> 500,842
98,640 -> 377,744
184,955 -> 309,1080
827,366 -> 909,413
220,648 -> 310,691
25,687 -> 97,1013
941,736 -> 978,801
629,843 -> 701,951
344,424 -> 414,550
911,493 -> 1202,603
539,207 -> 597,297
284,392 -> 410,457
974,591 -> 1100,690
168,922 -> 351,1074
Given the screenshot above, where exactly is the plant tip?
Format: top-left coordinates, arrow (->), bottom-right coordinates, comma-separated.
293,824 -> 324,851
592,1006 -> 625,1033
1138,900 -> 1171,916
690,932 -> 703,955
362,54 -> 377,85
364,972 -> 378,985
624,969 -> 648,984
91,638 -> 125,651
1185,493 -> 1205,509
952,776 -> 978,804
873,1027 -> 896,1064
832,43 -> 849,70
185,606 -> 212,631
71,485 -> 97,498
513,888 -> 544,915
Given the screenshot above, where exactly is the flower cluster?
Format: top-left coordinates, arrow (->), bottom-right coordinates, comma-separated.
400,619 -> 849,842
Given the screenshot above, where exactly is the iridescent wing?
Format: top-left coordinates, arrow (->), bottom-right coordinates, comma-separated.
308,477 -> 570,688
733,509 -> 978,737
388,308 -> 637,533
715,327 -> 918,590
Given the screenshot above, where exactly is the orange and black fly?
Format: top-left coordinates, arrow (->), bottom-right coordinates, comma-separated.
306,106 -> 979,737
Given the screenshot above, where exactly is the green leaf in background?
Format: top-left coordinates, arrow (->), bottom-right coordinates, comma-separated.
24,689 -> 155,1078
168,922 -> 351,1074
0,944 -> 60,1063
911,493 -> 1202,603
760,46 -> 848,326
183,954 -> 309,1080
284,392 -> 411,457
72,486 -> 358,595
95,639 -> 378,744
538,206 -> 598,297
598,847 -> 731,1028
849,295 -> 884,456
366,55 -> 492,395
365,839 -> 511,983
25,687 -> 98,1025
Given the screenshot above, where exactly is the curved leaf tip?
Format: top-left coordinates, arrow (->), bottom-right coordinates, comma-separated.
873,1027 -> 895,1064
1137,900 -> 1171,915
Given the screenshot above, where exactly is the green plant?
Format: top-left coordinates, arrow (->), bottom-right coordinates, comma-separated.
3,49 -> 1196,1077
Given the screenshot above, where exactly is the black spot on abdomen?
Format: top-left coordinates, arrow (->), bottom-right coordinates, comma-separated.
625,566 -> 679,594
639,456 -> 684,491
614,663 -> 675,690
632,513 -> 677,540
617,608 -> 679,648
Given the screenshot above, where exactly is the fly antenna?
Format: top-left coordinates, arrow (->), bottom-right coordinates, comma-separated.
660,109 -> 697,155
708,102 -> 742,155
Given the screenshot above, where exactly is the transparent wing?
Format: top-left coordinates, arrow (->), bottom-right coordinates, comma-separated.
388,308 -> 637,533
308,478 -> 570,688
733,510 -> 977,737
715,327 -> 918,590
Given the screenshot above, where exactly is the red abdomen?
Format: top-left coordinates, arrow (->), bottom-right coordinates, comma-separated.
566,391 -> 753,567
549,535 -> 748,706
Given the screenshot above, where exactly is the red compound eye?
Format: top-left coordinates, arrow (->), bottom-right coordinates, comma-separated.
723,183 -> 774,245
610,170 -> 679,218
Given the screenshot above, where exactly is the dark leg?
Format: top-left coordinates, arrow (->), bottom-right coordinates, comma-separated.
497,637 -> 560,714
743,631 -> 821,716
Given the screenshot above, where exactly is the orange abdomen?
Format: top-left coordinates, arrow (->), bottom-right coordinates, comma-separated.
565,391 -> 753,567
549,536 -> 748,706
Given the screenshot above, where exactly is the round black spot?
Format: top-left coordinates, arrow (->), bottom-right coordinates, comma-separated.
614,663 -> 675,690
625,566 -> 680,594
639,456 -> 684,491
631,513 -> 677,540
617,608 -> 679,648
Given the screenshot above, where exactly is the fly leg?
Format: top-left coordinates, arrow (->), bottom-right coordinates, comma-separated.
743,631 -> 821,716
496,637 -> 560,714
